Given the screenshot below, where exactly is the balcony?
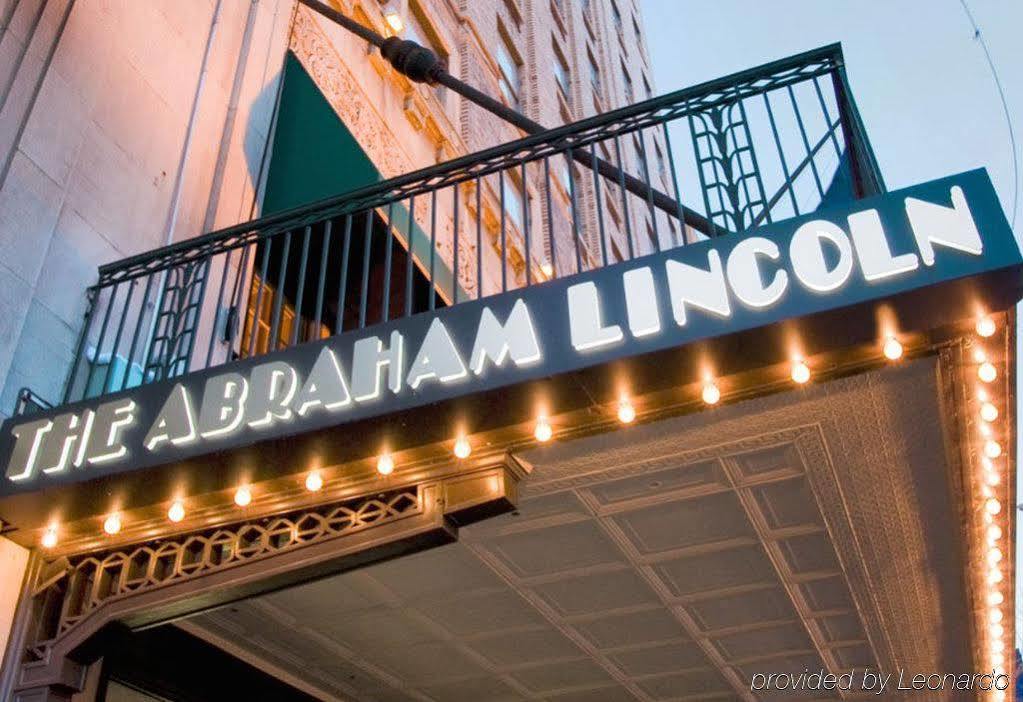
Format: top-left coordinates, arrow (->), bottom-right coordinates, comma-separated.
39,44 -> 881,413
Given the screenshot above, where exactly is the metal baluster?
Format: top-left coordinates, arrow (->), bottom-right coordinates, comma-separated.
542,156 -> 557,278
101,280 -> 135,394
763,91 -> 801,216
248,239 -> 272,357
336,214 -> 352,334
661,122 -> 686,247
787,84 -> 825,198
359,212 -> 372,328
91,284 -> 120,394
689,114 -> 720,237
590,141 -> 608,267
205,250 -> 233,367
312,220 -> 332,340
429,189 -> 438,310
637,129 -> 660,251
452,185 -> 460,303
475,178 -> 483,298
521,162 -> 531,286
812,75 -> 843,159
268,231 -> 292,350
498,170 -> 507,292
291,226 -> 311,346
613,134 -> 635,258
566,150 -> 583,272
405,197 -> 415,317
735,93 -> 771,227
125,274 -> 155,389
381,201 -> 394,322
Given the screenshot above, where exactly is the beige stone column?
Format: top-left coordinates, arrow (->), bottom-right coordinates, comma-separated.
0,537 -> 28,658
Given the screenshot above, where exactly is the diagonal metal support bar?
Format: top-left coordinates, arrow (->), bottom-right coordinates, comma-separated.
295,0 -> 715,236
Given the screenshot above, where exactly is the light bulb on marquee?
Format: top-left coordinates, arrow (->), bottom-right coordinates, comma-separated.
453,436 -> 472,459
981,403 -> 999,422
988,525 -> 1002,542
103,514 -> 122,536
977,316 -> 996,337
41,527 -> 58,549
234,486 -> 252,507
985,498 -> 1002,515
305,471 -> 323,492
988,591 -> 1004,606
791,359 -> 810,384
978,362 -> 997,383
990,623 -> 1004,638
990,609 -> 1003,624
984,440 -> 1002,458
534,417 -> 553,442
617,399 -> 636,424
987,548 -> 1003,564
882,336 -> 903,361
702,381 -> 721,405
989,569 -> 1003,584
377,453 -> 395,476
168,500 -> 186,523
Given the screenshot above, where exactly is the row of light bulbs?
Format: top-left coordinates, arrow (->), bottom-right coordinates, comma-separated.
970,316 -> 1009,695
37,319 -> 992,550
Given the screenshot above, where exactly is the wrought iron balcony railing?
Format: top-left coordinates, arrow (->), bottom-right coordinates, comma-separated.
48,43 -> 882,410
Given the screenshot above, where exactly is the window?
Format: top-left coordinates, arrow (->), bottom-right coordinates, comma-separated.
611,1 -> 623,33
502,173 -> 525,231
642,74 -> 653,100
633,16 -> 642,48
588,51 -> 601,93
553,40 -> 571,98
621,61 -> 633,103
496,25 -> 522,110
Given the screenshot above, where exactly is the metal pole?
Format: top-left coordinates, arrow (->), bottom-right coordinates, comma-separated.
294,0 -> 713,236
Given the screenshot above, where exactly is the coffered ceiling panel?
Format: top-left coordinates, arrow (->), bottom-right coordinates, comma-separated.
185,358 -> 971,702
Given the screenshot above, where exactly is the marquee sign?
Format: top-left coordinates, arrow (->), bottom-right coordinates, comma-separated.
0,169 -> 1019,498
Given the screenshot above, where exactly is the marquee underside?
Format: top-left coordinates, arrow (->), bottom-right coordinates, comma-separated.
179,356 -> 990,701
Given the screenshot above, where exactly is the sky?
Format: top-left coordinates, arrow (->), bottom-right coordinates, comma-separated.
642,0 -> 1023,651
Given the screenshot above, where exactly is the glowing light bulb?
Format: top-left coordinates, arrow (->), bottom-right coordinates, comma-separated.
168,500 -> 185,523
988,548 -> 1003,565
383,11 -> 404,33
984,440 -> 1002,459
617,399 -> 636,424
534,417 -> 553,442
978,362 -> 997,383
988,568 -> 1003,584
702,382 -> 721,405
791,359 -> 810,384
883,336 -> 903,361
234,486 -> 252,507
988,591 -> 1004,606
305,471 -> 323,492
979,422 -> 992,438
453,436 -> 472,459
540,261 -> 554,277
977,316 -> 996,338
377,453 -> 394,476
990,609 -> 1003,623
988,525 -> 1002,542
990,623 -> 1004,638
41,527 -> 58,549
986,498 -> 1002,515
992,638 -> 1006,652
103,514 -> 122,535
986,471 -> 1001,487
977,389 -> 989,402
981,403 -> 999,422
